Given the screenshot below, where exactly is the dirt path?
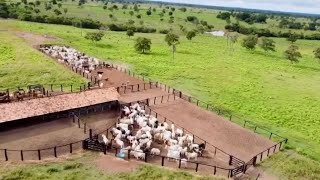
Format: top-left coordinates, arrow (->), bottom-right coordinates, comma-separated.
151,99 -> 275,162
15,31 -> 59,46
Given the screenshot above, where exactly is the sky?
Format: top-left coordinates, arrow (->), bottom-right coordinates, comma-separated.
150,0 -> 320,14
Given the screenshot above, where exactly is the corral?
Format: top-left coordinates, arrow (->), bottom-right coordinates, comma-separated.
0,45 -> 287,178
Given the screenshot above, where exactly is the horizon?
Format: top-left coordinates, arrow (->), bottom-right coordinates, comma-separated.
149,0 -> 320,15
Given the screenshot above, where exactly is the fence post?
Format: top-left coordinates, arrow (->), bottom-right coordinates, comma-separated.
131,85 -> 134,92
253,156 -> 257,166
38,150 -> 41,160
269,133 -> 273,139
243,121 -> 247,127
138,84 -> 140,91
84,123 -> 87,134
4,149 -> 8,161
71,85 -> 73,92
78,118 -> 80,128
146,99 -> 149,106
70,143 -> 73,153
20,150 -> 24,161
154,97 -> 156,105
145,153 -> 147,162
178,159 -> 181,168
51,84 -> 53,92
128,150 -> 131,159
229,115 -> 232,121
273,144 -> 277,153
161,96 -> 164,103
54,147 -> 57,158
144,83 -> 146,90
149,82 -> 152,88
196,163 -> 199,172
60,84 -> 63,92
260,152 -> 263,161
267,149 -> 270,157
161,157 -> 164,166
89,129 -> 93,139
214,166 -> 216,175
229,155 -> 233,165
103,145 -> 107,155
279,142 -> 283,150
254,126 -> 257,133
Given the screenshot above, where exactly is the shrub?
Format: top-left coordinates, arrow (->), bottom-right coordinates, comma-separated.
159,29 -> 169,34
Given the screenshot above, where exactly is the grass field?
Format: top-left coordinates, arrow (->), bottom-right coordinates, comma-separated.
11,0 -> 319,35
1,19 -> 320,179
0,153 -> 224,180
0,29 -> 85,91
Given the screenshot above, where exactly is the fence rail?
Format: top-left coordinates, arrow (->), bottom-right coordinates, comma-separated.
83,138 -> 237,178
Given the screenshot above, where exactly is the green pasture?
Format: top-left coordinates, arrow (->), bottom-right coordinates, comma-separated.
0,153 -> 224,180
0,28 -> 85,90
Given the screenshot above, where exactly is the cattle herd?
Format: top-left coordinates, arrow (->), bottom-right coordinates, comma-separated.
40,45 -> 102,72
97,103 -> 206,167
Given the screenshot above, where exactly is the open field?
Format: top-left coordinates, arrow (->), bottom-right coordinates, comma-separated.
0,29 -> 85,90
0,153 -> 225,180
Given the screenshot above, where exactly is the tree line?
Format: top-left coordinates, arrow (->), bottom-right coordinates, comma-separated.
225,23 -> 320,41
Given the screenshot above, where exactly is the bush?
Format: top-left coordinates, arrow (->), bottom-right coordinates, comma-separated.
186,16 -> 198,22
159,29 -> 169,34
242,35 -> 258,50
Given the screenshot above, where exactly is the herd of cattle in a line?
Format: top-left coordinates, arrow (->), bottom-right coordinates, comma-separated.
97,103 -> 206,167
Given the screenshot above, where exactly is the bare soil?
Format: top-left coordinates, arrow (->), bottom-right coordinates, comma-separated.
15,32 -> 59,47
150,99 -> 275,162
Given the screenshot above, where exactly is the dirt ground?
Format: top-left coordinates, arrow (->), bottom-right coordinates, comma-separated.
150,99 -> 275,162
15,32 -> 59,47
96,154 -> 142,173
0,110 -> 119,161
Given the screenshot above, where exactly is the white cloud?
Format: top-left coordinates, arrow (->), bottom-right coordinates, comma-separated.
151,0 -> 320,14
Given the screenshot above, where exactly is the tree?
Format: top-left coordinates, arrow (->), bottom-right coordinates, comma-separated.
63,8 -> 68,14
287,33 -> 298,44
313,48 -> 320,63
34,8 -> 40,14
127,29 -> 134,38
171,7 -> 175,11
134,37 -> 151,54
136,14 -> 141,19
259,37 -> 276,52
52,0 -> 57,4
284,45 -> 302,63
35,0 -> 40,6
53,9 -> 62,16
146,9 -> 151,16
186,30 -> 196,40
129,11 -> 134,16
165,33 -> 179,60
168,11 -> 173,16
85,31 -> 104,44
133,4 -> 139,12
159,12 -> 164,17
179,7 -> 187,12
57,3 -> 62,8
242,35 -> 258,50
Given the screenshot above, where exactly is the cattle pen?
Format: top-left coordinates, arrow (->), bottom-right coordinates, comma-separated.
0,45 -> 288,179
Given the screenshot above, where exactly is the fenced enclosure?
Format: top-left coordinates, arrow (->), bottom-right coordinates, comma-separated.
0,100 -> 119,161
